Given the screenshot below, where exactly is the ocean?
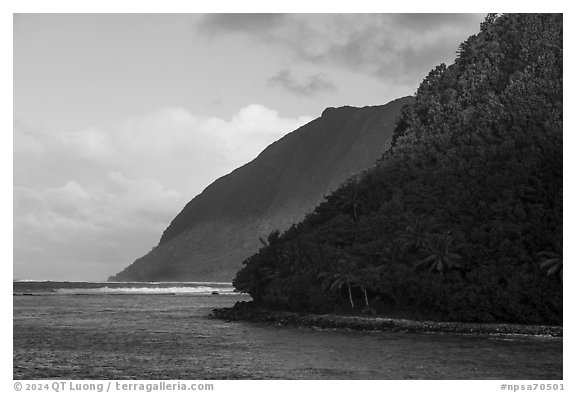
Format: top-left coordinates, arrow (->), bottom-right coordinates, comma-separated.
13,281 -> 562,379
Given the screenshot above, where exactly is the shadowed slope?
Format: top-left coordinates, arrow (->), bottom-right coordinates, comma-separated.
110,97 -> 412,282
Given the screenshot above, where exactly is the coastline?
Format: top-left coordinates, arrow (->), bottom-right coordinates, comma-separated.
210,303 -> 562,338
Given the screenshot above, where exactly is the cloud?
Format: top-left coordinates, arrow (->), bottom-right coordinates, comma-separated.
267,69 -> 337,97
197,13 -> 286,35
13,106 -> 313,280
393,14 -> 483,30
197,13 -> 486,84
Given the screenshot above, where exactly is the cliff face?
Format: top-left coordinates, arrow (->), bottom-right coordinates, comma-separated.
109,97 -> 412,282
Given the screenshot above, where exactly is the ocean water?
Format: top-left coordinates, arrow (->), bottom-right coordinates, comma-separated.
13,281 -> 562,380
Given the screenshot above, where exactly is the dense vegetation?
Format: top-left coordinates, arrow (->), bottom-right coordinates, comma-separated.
232,14 -> 562,325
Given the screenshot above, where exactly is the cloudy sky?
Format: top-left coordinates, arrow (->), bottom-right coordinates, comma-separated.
14,13 -> 486,281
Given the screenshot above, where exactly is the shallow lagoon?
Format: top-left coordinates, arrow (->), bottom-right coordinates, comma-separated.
14,290 -> 562,379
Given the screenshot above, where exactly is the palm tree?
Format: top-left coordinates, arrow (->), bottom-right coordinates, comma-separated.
415,233 -> 462,273
378,240 -> 405,265
320,269 -> 358,309
538,250 -> 562,282
259,229 -> 281,247
359,265 -> 381,309
397,215 -> 441,253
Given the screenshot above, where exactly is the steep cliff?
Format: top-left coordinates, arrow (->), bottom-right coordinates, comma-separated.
110,97 -> 412,282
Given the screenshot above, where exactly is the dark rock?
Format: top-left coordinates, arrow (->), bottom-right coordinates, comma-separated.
210,304 -> 563,338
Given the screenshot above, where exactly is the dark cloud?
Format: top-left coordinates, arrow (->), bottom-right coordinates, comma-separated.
267,70 -> 337,97
197,13 -> 486,84
197,13 -> 285,35
285,14 -> 486,83
394,13 -> 486,30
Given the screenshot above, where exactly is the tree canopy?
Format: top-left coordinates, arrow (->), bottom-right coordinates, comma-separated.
233,14 -> 563,325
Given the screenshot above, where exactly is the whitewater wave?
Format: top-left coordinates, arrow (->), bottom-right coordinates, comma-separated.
13,280 -> 240,296
53,286 -> 237,295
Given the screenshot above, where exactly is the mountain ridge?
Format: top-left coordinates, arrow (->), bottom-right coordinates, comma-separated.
110,97 -> 412,282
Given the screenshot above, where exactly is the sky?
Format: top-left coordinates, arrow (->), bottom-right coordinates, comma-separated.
13,13 -> 487,281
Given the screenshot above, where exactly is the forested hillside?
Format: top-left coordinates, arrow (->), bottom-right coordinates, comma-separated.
233,14 -> 563,325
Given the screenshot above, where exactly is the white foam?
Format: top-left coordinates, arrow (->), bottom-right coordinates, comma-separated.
55,286 -> 237,295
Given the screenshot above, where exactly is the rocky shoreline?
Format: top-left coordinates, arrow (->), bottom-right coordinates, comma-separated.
210,302 -> 562,338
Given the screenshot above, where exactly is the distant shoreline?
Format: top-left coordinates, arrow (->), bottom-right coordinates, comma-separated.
210,304 -> 562,338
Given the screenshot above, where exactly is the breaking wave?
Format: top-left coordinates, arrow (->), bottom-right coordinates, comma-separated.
54,286 -> 236,295
13,281 -> 237,296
